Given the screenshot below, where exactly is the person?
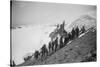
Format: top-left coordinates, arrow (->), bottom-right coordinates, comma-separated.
75,26 -> 79,37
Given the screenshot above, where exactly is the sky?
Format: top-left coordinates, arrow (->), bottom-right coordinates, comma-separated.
11,1 -> 96,27
11,1 -> 96,65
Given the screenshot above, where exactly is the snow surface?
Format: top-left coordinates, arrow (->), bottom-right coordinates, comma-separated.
79,33 -> 86,38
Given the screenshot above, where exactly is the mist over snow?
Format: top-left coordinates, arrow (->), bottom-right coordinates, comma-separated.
12,25 -> 56,64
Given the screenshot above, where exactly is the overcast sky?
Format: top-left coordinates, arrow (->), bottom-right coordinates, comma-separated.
11,1 -> 96,27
